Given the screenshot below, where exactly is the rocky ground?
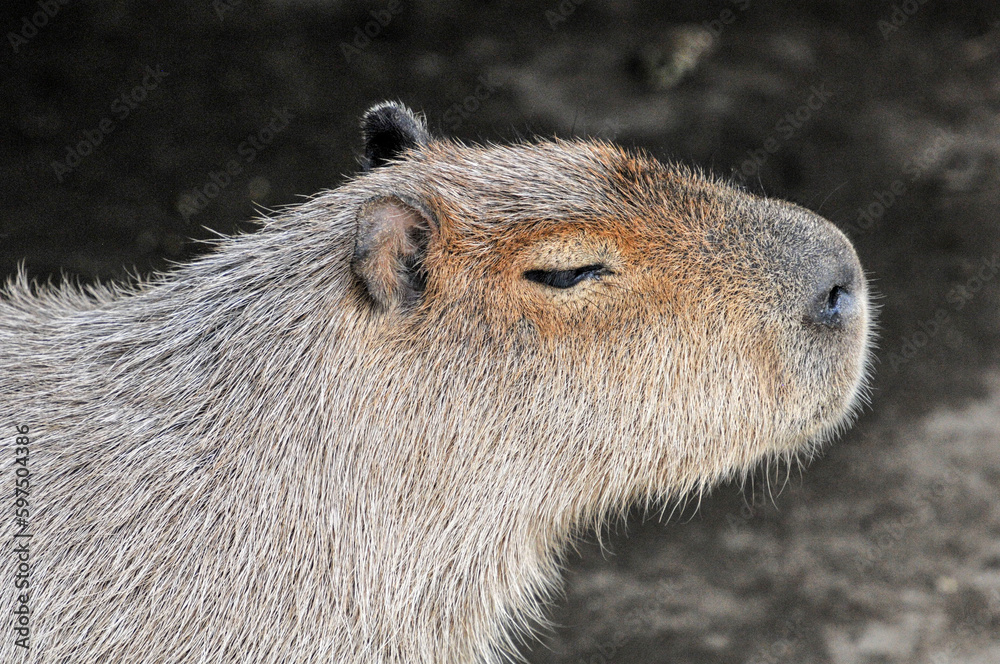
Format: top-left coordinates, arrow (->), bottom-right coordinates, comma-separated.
2,1 -> 999,662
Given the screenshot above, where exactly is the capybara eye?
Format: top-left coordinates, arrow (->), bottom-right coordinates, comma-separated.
523,264 -> 608,289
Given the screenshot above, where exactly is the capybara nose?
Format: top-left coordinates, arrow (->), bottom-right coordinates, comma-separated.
804,245 -> 862,330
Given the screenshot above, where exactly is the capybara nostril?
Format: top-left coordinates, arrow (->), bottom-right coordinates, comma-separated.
808,281 -> 855,329
802,240 -> 863,330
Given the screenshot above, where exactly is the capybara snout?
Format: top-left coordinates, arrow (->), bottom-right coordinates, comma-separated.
723,200 -> 871,441
672,196 -> 872,449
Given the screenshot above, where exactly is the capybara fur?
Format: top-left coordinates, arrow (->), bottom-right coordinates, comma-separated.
0,102 -> 873,663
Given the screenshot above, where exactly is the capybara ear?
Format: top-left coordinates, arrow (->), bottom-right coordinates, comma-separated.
361,101 -> 430,171
351,195 -> 435,309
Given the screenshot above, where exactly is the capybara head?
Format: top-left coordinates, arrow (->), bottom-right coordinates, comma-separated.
351,102 -> 872,507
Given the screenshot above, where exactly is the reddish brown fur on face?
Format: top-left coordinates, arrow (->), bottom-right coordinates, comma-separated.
0,103 -> 872,664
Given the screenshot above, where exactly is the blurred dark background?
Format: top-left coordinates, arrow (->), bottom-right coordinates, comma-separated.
3,1 -> 1000,662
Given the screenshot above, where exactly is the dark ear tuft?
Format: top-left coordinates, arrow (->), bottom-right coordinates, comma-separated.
361,102 -> 430,171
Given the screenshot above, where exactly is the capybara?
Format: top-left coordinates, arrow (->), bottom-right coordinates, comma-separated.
0,102 -> 872,663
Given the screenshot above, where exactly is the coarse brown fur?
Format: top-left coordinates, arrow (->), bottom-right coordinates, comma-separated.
0,103 -> 873,663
